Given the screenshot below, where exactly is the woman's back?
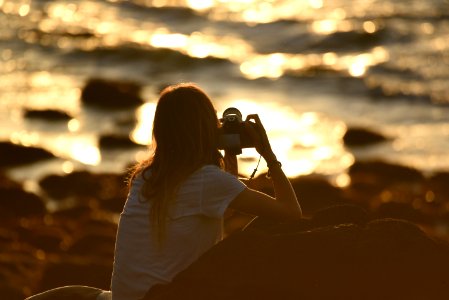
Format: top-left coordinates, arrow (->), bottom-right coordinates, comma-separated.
110,165 -> 246,300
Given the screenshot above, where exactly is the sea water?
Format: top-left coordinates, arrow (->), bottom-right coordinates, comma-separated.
1,0 -> 449,185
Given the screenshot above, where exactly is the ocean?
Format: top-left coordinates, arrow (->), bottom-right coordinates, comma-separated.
1,0 -> 449,187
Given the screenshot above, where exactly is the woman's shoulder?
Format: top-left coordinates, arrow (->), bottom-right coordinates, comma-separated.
196,164 -> 229,178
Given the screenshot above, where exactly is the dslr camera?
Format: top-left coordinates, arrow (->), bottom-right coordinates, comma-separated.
218,107 -> 255,155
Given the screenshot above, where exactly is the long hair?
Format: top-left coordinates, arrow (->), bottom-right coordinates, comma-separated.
131,83 -> 223,242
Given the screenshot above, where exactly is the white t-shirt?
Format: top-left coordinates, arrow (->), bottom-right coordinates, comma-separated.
110,165 -> 246,300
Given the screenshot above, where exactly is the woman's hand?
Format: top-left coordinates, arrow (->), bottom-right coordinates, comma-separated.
244,114 -> 276,161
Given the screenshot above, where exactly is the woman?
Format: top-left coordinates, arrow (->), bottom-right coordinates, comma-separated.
26,83 -> 301,300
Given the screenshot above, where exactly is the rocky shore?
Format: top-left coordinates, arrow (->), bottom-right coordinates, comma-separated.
1,142 -> 449,299
1,81 -> 448,299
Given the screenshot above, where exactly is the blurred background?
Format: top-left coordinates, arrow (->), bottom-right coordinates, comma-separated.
1,0 -> 449,299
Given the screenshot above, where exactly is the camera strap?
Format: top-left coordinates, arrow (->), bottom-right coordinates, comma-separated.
249,155 -> 262,180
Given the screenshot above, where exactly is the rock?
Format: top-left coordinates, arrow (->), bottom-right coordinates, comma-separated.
99,134 -> 140,149
348,160 -> 424,186
150,218 -> 449,300
0,242 -> 43,300
376,202 -> 430,224
98,194 -> 127,213
39,259 -> 112,292
67,232 -> 115,259
0,186 -> 46,218
39,171 -> 128,205
50,204 -> 94,219
0,284 -> 25,300
428,171 -> 449,200
16,223 -> 66,253
0,172 -> 22,189
289,175 -> 347,215
81,78 -> 144,109
246,174 -> 346,215
311,204 -> 370,227
24,109 -> 72,121
0,142 -> 55,167
343,127 -> 390,147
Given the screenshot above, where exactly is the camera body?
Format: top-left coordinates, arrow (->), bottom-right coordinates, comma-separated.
218,107 -> 255,155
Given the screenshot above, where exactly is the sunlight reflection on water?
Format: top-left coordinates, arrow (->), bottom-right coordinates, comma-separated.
2,0 -> 449,183
131,99 -> 353,181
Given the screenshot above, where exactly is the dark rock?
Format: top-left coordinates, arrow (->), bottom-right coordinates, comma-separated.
246,174 -> 347,215
0,284 -> 25,300
311,204 -> 370,227
39,171 -> 128,203
16,224 -> 65,253
0,172 -> 22,189
24,109 -> 72,121
343,127 -> 390,146
99,134 -> 140,149
289,176 -> 346,215
67,232 -> 115,258
428,171 -> 449,194
0,242 -> 43,300
150,219 -> 449,300
0,187 -> 46,218
50,203 -> 94,219
0,142 -> 55,167
376,202 -> 430,224
81,78 -> 144,109
98,195 -> 127,213
39,259 -> 112,291
348,160 -> 424,186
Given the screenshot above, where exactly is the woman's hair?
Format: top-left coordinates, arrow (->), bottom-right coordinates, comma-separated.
131,83 -> 223,242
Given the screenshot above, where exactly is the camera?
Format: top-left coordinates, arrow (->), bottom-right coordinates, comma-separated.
218,107 -> 255,155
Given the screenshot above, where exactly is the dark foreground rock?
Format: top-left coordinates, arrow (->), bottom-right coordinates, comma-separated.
150,217 -> 449,300
39,258 -> 112,291
0,142 -> 55,167
0,173 -> 46,217
0,187 -> 46,218
39,171 -> 128,212
81,78 -> 144,109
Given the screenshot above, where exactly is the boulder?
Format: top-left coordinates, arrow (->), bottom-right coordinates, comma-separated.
39,259 -> 112,292
39,171 -> 128,204
149,218 -> 449,300
343,127 -> 390,147
99,134 -> 140,149
376,202 -> 430,224
24,109 -> 72,121
0,186 -> 46,218
246,174 -> 346,215
0,284 -> 24,300
289,176 -> 347,214
0,142 -> 55,167
348,160 -> 424,187
81,78 -> 144,109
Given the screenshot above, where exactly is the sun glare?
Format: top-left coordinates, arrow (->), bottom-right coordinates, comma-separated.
132,103 -> 156,146
71,144 -> 101,165
186,0 -> 214,10
311,19 -> 339,35
150,30 -> 188,49
220,100 -> 351,178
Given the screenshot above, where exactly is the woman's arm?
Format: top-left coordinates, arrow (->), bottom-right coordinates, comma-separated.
229,115 -> 302,222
